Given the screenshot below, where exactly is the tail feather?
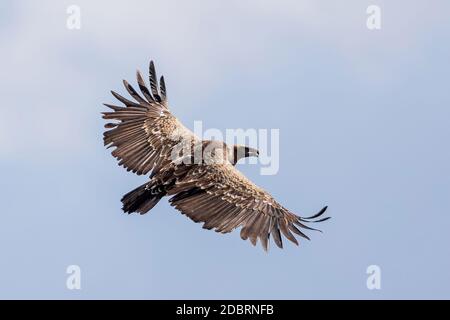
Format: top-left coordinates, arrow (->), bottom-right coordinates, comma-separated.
121,181 -> 165,214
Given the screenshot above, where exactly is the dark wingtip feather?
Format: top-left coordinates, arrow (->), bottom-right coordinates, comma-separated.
103,103 -> 123,111
288,224 -> 311,241
149,60 -> 162,102
136,70 -> 155,103
160,76 -> 167,100
271,221 -> 283,249
302,206 -> 328,220
110,90 -> 140,107
279,221 -> 299,246
122,79 -> 133,92
294,220 -> 322,232
311,216 -> 331,223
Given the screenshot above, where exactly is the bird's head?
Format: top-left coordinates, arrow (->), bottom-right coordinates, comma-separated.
231,145 -> 259,165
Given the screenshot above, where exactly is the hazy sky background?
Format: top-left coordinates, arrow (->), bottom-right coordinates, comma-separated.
1,0 -> 449,299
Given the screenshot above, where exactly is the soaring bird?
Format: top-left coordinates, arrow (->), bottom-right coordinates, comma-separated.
103,60 -> 329,250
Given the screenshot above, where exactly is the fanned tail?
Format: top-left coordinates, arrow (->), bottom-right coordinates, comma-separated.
121,181 -> 165,214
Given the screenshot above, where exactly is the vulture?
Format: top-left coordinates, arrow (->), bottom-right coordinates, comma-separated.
102,60 -> 329,251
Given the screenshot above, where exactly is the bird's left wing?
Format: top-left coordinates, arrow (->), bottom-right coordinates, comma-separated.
103,61 -> 199,176
168,163 -> 329,250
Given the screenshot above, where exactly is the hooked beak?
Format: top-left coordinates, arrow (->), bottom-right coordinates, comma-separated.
246,147 -> 259,158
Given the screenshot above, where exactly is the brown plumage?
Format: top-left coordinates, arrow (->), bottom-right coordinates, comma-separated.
103,60 -> 329,251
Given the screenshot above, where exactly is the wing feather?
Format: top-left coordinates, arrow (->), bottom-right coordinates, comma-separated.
149,61 -> 162,103
136,71 -> 155,103
103,60 -> 197,176
160,76 -> 167,103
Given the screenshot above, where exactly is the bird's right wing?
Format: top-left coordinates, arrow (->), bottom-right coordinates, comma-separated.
168,163 -> 329,251
103,61 -> 199,176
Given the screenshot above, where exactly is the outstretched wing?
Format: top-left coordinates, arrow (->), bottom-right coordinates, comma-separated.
168,163 -> 329,251
103,61 -> 198,176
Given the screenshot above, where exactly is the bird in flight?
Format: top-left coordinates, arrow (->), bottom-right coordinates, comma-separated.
103,60 -> 329,251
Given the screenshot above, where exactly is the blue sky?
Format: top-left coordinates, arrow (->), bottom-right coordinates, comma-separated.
0,0 -> 449,299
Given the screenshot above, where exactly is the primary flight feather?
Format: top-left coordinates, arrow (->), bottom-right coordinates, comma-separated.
103,60 -> 329,251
